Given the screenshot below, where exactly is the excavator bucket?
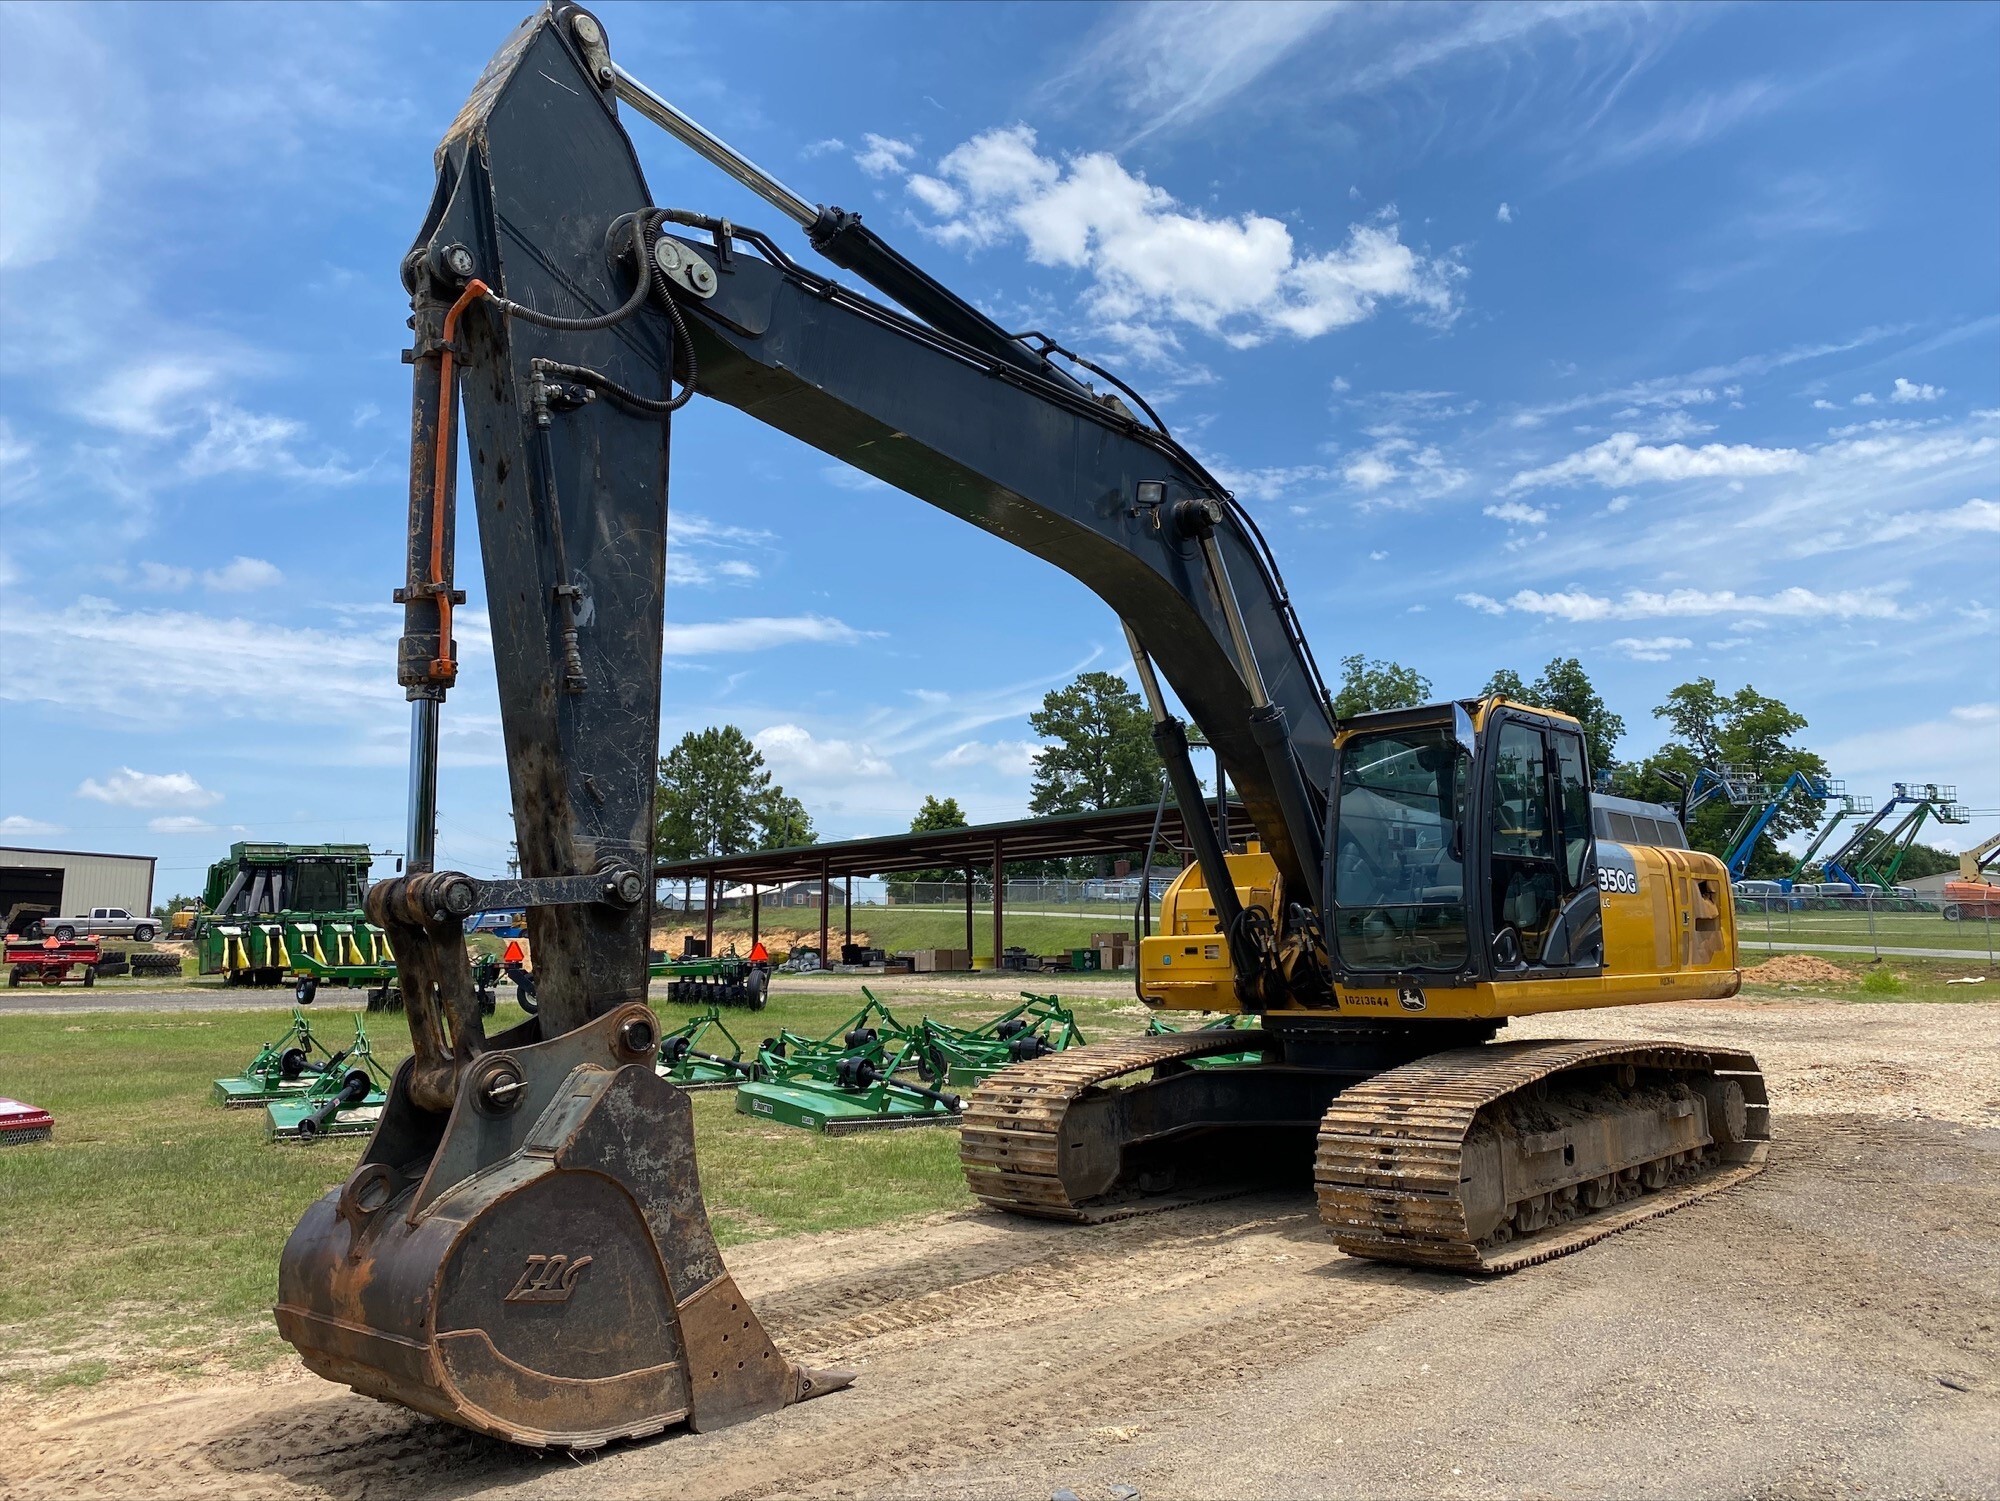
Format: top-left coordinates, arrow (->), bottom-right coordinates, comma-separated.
277,1001 -> 849,1447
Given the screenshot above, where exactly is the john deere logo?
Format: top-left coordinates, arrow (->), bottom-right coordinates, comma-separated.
504,1253 -> 594,1304
1398,985 -> 1426,1012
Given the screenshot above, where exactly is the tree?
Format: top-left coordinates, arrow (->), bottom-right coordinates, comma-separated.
1333,654 -> 1432,718
910,794 -> 968,833
1624,678 -> 1827,875
654,726 -> 816,862
901,794 -> 971,889
1484,657 -> 1626,772
1027,672 -> 1160,816
1890,841 -> 1963,881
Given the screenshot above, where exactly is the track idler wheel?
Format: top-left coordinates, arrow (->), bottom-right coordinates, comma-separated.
275,1002 -> 853,1448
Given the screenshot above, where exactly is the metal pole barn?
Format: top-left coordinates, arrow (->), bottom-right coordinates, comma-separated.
993,838 -> 1005,969
818,855 -> 830,963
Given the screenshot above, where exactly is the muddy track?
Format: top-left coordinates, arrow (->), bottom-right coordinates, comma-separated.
9,1000 -> 2000,1500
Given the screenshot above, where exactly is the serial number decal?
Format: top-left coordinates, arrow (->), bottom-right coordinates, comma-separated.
1598,867 -> 1640,895
1342,992 -> 1395,1009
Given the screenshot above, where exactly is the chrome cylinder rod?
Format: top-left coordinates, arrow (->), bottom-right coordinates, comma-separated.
405,697 -> 441,873
611,64 -> 817,228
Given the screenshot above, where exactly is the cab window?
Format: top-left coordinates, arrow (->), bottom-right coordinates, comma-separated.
1489,721 -> 1559,964
1491,724 -> 1550,859
1551,730 -> 1593,890
1330,727 -> 1468,972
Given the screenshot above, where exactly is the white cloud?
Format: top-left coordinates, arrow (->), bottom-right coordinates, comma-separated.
1583,79 -> 1790,172
1601,495 -> 1631,515
1044,1 -> 1344,143
1874,497 -> 2000,543
138,561 -> 193,590
1506,432 -> 1806,492
0,596 -> 399,726
662,615 -> 869,655
181,403 -> 362,483
1496,202 -> 1513,224
202,555 -> 282,591
1463,585 -> 1910,622
903,126 -> 1463,350
80,356 -> 219,437
755,723 -> 894,779
1341,437 -> 1468,501
1611,635 -> 1692,662
1821,430 -> 1998,474
800,137 -> 846,158
1890,377 -> 1943,403
821,465 -> 890,493
1851,391 -> 1878,406
936,739 -> 1042,777
1368,549 -> 1389,562
668,552 -> 760,588
1823,709 -> 2000,796
0,814 -> 64,837
1207,462 -> 1335,502
854,133 -> 916,177
1484,501 -> 1548,526
1812,398 -> 1837,410
77,767 -> 222,808
905,173 -> 963,216
148,815 -> 217,835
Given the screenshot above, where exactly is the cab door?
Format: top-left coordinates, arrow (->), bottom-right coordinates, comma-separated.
1484,715 -> 1602,975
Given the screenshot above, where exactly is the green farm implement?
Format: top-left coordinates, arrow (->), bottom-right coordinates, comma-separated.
916,992 -> 1087,1089
736,991 -> 963,1133
656,1006 -> 755,1090
650,950 -> 770,1008
1144,1013 -> 1265,1068
191,843 -> 409,1000
214,1010 -> 350,1107
262,1019 -> 391,1141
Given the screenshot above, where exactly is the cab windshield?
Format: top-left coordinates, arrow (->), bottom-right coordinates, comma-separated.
1330,727 -> 1468,972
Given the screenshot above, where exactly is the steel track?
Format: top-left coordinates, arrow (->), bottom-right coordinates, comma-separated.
1315,1038 -> 1770,1274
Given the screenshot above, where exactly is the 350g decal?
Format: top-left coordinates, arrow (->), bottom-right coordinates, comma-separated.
1598,866 -> 1640,895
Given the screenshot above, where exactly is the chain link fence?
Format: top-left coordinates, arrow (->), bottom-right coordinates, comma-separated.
1735,887 -> 1996,965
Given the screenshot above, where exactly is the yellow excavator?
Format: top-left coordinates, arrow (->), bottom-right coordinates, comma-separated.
274,4 -> 1766,1448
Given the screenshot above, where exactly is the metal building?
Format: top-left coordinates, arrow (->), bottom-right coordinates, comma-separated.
0,846 -> 157,931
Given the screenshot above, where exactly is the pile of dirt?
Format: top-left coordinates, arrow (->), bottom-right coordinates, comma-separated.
651,923 -> 867,957
1741,954 -> 1853,985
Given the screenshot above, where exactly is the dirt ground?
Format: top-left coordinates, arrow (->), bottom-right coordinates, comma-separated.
9,997 -> 1998,1501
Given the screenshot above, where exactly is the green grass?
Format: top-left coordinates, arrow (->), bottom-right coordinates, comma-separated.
1741,951 -> 1995,1003
0,981 -> 1150,1392
1735,906 -> 2000,953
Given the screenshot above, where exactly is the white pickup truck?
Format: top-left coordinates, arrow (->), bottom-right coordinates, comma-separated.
40,907 -> 158,942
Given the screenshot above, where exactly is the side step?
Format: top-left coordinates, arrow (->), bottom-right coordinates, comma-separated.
1314,1039 -> 1769,1274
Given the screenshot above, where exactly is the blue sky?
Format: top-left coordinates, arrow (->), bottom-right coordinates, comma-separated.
1,0 -> 1995,892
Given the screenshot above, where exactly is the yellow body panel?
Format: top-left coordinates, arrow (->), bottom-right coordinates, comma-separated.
1138,829 -> 1740,1020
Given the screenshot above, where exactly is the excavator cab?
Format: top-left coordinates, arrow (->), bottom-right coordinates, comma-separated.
1327,698 -> 1605,990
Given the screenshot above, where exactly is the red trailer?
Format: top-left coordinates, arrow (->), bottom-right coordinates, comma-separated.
4,935 -> 103,987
